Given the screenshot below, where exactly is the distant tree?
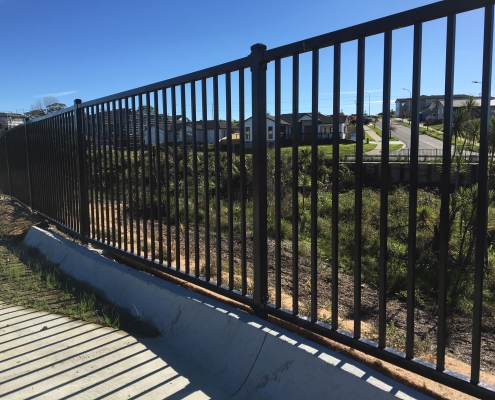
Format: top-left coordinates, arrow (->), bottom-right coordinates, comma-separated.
390,109 -> 395,117
25,109 -> 46,119
373,115 -> 379,128
389,124 -> 397,139
424,117 -> 434,131
46,102 -> 67,113
138,105 -> 155,113
25,96 -> 66,119
42,96 -> 59,110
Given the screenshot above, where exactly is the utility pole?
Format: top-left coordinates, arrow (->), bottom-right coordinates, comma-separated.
403,88 -> 411,122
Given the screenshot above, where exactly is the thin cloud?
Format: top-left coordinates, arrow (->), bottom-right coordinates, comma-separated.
36,91 -> 78,98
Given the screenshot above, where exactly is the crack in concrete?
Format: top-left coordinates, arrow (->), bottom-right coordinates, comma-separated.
227,331 -> 268,399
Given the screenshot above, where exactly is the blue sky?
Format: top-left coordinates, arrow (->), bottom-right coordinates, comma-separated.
1,0 -> 492,119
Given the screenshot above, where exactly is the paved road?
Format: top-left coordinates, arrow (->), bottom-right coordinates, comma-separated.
376,119 -> 444,151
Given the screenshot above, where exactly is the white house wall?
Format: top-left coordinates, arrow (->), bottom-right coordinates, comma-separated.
244,117 -> 345,141
143,127 -> 166,145
243,118 -> 279,142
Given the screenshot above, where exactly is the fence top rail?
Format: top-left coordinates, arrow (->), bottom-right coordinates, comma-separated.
264,0 -> 494,61
78,56 -> 250,109
1,124 -> 27,137
24,105 -> 76,125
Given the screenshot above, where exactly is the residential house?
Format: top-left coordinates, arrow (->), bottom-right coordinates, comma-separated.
427,97 -> 495,120
242,113 -> 348,147
243,114 -> 291,147
143,120 -> 240,145
0,112 -> 25,134
395,94 -> 489,120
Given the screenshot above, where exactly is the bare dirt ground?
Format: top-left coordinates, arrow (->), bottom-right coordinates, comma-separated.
2,197 -> 494,399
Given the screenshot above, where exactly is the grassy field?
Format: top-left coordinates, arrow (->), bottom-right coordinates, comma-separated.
0,198 -> 158,336
282,142 -> 378,158
368,124 -> 398,141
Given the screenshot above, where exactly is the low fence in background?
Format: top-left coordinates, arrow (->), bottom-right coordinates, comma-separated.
1,0 -> 494,397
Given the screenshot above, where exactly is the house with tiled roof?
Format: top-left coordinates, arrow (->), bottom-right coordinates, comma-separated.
242,112 -> 348,147
427,97 -> 495,121
395,94 -> 494,120
143,120 -> 240,145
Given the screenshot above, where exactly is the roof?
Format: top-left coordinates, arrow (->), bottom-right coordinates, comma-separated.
148,120 -> 239,132
279,112 -> 347,124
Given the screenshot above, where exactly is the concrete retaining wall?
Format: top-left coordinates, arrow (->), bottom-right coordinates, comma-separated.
23,226 -> 429,399
344,162 -> 479,187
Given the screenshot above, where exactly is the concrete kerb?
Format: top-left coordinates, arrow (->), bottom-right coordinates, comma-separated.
23,226 -> 430,399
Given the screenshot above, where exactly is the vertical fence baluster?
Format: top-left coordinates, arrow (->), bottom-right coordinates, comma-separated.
171,87 -> 180,271
103,104 -> 110,241
114,100 -> 121,248
181,84 -> 190,275
406,21 -> 422,359
107,102 -> 115,244
146,92 -> 154,260
154,91 -> 162,264
191,83 -> 199,277
379,30 -> 392,348
70,111 -> 79,230
226,72 -> 233,290
311,48 -> 319,322
239,69 -> 247,295
59,114 -> 68,226
438,13 -> 456,371
471,3 -> 493,384
162,89 -> 172,266
251,43 -> 268,312
332,43 -> 341,330
213,75 -> 221,286
139,95 -> 147,257
125,99 -> 133,253
91,107 -> 99,240
24,118 -> 33,209
119,99 -> 126,250
74,99 -> 89,236
4,131 -> 12,200
87,109 -> 94,237
274,59 -> 281,308
202,79 -> 210,282
97,106 -> 104,242
354,37 -> 365,339
292,53 -> 299,316
53,116 -> 62,223
132,98 -> 140,254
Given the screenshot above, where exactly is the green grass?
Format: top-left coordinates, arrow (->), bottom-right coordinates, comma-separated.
368,125 -> 398,141
0,241 -> 121,329
421,130 -> 480,153
281,143 -> 378,158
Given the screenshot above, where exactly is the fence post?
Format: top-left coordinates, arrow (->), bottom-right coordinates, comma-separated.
24,118 -> 33,209
251,43 -> 268,315
74,99 -> 90,237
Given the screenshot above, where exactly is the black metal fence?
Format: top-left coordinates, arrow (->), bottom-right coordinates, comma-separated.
1,0 -> 494,396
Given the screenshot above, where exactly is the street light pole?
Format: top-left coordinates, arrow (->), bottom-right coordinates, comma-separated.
402,88 -> 411,121
472,80 -> 482,97
365,91 -> 370,116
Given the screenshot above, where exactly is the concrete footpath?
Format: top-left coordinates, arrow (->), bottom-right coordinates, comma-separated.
0,226 -> 431,399
365,126 -> 405,155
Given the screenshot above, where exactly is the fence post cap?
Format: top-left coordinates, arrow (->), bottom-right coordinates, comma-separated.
24,117 -> 29,122
251,43 -> 267,51
74,99 -> 82,105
